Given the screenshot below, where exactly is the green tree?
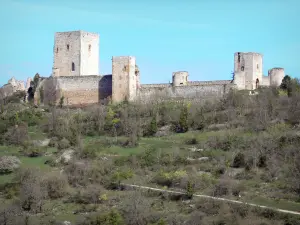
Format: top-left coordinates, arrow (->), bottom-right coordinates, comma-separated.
186,180 -> 195,199
147,115 -> 158,136
178,105 -> 189,133
59,96 -> 64,108
280,75 -> 291,90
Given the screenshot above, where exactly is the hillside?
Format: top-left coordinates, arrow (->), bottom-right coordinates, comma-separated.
1,80 -> 300,225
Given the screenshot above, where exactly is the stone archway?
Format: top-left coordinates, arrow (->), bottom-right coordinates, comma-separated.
255,78 -> 259,89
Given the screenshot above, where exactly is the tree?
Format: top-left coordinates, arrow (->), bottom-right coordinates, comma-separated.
178,105 -> 189,133
59,96 -> 64,108
280,75 -> 291,90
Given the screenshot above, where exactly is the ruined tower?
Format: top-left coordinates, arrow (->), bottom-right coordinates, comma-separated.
233,52 -> 263,90
172,71 -> 189,86
112,56 -> 138,103
269,68 -> 285,87
52,30 -> 99,77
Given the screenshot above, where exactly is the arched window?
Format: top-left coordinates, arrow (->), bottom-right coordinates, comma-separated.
241,66 -> 244,71
72,62 -> 75,71
256,78 -> 259,89
67,44 -> 69,50
88,44 -> 91,51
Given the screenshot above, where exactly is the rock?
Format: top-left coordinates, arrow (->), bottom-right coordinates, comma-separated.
0,156 -> 21,174
56,149 -> 74,164
155,125 -> 172,137
32,138 -> 50,147
189,147 -> 204,152
63,221 -> 71,225
207,123 -> 229,131
187,157 -> 209,162
198,157 -> 209,161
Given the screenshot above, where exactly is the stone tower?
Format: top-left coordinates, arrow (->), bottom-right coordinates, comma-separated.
233,52 -> 263,90
269,68 -> 285,87
52,30 -> 99,77
112,56 -> 138,103
172,71 -> 189,86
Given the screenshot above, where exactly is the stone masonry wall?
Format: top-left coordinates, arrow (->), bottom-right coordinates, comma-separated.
53,31 -> 81,77
112,56 -> 137,103
138,82 -> 235,102
80,31 -> 99,76
36,75 -> 112,106
234,52 -> 263,90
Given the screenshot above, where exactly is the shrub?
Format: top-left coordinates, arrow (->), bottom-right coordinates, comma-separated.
232,152 -> 245,168
257,154 -> 267,168
3,122 -> 29,146
18,168 -> 46,213
68,185 -> 104,204
0,156 -> 21,174
145,116 -> 158,136
23,146 -> 43,157
184,137 -> 198,145
43,172 -> 68,199
48,136 -> 59,147
152,170 -> 187,187
78,209 -> 124,225
185,180 -> 195,199
57,137 -> 71,150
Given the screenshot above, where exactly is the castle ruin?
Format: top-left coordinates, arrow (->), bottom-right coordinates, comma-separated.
1,30 -> 286,105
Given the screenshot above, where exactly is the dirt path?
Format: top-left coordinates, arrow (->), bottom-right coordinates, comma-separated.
122,183 -> 300,216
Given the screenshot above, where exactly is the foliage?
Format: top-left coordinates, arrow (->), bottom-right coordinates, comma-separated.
59,96 -> 64,108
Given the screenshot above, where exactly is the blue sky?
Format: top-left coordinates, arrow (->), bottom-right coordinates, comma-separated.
0,0 -> 299,86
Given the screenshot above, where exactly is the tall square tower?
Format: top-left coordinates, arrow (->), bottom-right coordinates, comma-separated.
234,52 -> 263,90
112,56 -> 138,103
52,30 -> 99,77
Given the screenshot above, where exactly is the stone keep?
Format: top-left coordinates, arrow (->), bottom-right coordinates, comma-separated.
234,52 -> 263,90
112,56 -> 138,103
52,30 -> 99,77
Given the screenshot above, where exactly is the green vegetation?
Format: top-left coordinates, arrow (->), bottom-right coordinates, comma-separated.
1,78 -> 300,224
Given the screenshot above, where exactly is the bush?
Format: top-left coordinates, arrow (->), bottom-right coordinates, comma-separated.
43,172 -> 68,199
145,116 -> 158,136
23,146 -> 43,157
184,137 -> 198,145
232,152 -> 245,168
18,168 -> 46,213
57,137 -> 71,150
78,209 -> 124,225
0,156 -> 21,174
152,170 -> 187,188
48,136 -> 59,147
3,122 -> 29,146
68,185 -> 104,204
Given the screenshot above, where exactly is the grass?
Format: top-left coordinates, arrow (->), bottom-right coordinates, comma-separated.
28,125 -> 48,140
248,196 -> 300,212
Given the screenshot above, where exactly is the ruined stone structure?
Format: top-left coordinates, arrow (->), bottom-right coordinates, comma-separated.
0,77 -> 26,99
233,52 -> 285,90
1,31 -> 286,106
